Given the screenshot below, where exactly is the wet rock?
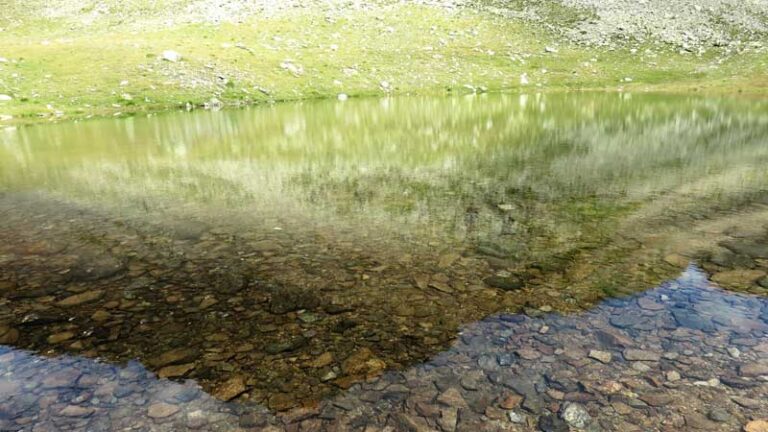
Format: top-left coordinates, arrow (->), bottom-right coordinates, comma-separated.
639,393 -> 673,407
745,420 -> 768,432
436,388 -> 468,408
685,413 -> 718,430
739,362 -> 768,377
213,376 -> 246,401
147,402 -> 179,419
70,255 -> 124,281
309,352 -> 334,368
732,397 -> 761,409
588,350 -> 612,363
637,297 -> 665,311
499,394 -> 523,410
539,414 -> 569,432
57,290 -> 104,307
265,336 -> 307,354
198,296 -> 218,309
90,310 -> 111,322
622,349 -> 660,362
169,220 -> 208,240
744,419 -> 768,432
483,276 -> 523,291
342,348 -> 386,377
150,348 -> 198,368
269,286 -> 319,314
0,326 -> 19,344
560,402 -> 591,429
507,410 -> 525,423
516,347 -> 541,360
711,270 -> 766,286
707,408 -> 732,423
59,405 -> 94,418
438,407 -> 458,432
671,309 -> 714,332
391,412 -> 433,432
594,329 -> 633,348
720,240 -> 768,259
47,331 -> 75,344
158,363 -> 195,378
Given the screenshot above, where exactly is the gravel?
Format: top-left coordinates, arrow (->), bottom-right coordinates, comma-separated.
475,0 -> 768,49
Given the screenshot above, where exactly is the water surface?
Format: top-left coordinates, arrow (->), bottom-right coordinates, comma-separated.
0,93 -> 767,429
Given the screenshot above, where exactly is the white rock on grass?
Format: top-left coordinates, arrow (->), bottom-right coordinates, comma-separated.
162,50 -> 182,62
0,94 -> 12,102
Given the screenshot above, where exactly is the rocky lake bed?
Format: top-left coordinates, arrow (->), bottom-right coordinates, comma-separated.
1,93 -> 768,430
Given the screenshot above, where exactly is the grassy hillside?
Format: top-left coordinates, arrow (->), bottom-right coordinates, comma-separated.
0,1 -> 766,127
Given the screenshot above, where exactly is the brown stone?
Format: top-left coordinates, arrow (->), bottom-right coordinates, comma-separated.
639,393 -> 674,407
212,376 -> 246,401
437,387 -> 468,408
90,310 -> 111,322
588,350 -> 612,363
150,348 -> 198,368
516,347 -> 541,360
0,326 -> 19,344
269,393 -> 296,411
745,420 -> 768,432
47,331 -> 75,344
59,405 -> 94,418
739,363 -> 768,377
342,348 -> 386,377
499,394 -> 523,409
158,363 -> 195,378
623,348 -> 660,362
664,254 -> 689,268
148,402 -> 180,419
309,352 -> 334,368
712,270 -> 766,286
685,413 -> 717,430
199,296 -> 218,309
57,290 -> 104,307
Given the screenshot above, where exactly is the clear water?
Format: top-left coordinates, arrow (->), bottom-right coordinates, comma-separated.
0,93 -> 767,430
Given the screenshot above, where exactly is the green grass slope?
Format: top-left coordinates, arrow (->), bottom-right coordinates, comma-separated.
0,1 -> 766,127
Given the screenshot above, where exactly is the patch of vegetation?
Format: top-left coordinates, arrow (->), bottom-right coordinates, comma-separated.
0,3 -> 766,127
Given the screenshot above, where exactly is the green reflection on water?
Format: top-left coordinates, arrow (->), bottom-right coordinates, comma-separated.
2,93 -> 767,267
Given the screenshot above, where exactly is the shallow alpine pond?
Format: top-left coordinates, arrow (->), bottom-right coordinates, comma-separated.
0,93 -> 767,431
